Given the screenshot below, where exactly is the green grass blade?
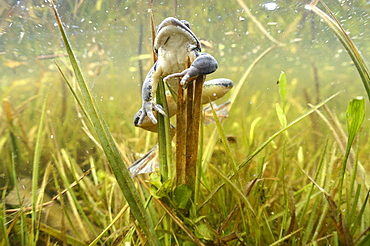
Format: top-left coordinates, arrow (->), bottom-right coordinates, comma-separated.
50,2 -> 159,244
356,226 -> 370,246
54,61 -> 92,126
348,184 -> 361,229
157,78 -> 172,181
351,189 -> 370,235
89,205 -> 129,246
300,139 -> 328,245
10,153 -> 28,245
0,203 -> 10,246
210,103 -> 238,178
31,91 -> 47,245
268,228 -> 303,246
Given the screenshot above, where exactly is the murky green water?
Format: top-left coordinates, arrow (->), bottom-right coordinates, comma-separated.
1,1 -> 370,245
1,0 -> 369,178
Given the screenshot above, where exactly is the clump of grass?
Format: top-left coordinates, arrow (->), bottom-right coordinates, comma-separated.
49,2 -> 161,246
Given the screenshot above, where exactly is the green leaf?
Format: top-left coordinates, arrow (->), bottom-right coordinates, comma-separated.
278,71 -> 287,108
276,103 -> 287,128
339,97 -> 365,209
346,97 -> 365,147
195,223 -> 213,241
150,179 -> 173,199
173,184 -> 192,209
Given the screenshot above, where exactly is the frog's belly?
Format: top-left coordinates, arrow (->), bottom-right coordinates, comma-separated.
159,54 -> 187,76
157,42 -> 197,74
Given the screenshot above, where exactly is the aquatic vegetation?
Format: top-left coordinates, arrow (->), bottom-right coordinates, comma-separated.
1,0 -> 369,245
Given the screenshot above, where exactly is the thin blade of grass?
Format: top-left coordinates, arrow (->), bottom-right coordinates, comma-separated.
31,90 -> 47,244
0,203 -> 10,246
49,2 -> 159,244
54,62 -> 92,125
89,205 -> 129,246
9,153 -> 28,245
268,228 -> 303,246
351,189 -> 370,235
348,184 -> 362,229
209,164 -> 255,217
209,102 -> 240,184
36,221 -> 88,246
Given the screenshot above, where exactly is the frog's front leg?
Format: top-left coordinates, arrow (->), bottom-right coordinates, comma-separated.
134,65 -> 166,126
164,53 -> 218,89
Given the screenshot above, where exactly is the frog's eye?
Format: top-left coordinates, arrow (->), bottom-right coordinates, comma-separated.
181,20 -> 191,29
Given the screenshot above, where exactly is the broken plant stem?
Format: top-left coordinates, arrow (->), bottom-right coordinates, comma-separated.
186,76 -> 205,191
176,74 -> 205,194
176,78 -> 187,185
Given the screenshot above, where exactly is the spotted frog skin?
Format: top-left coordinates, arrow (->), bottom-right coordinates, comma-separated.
133,17 -> 233,130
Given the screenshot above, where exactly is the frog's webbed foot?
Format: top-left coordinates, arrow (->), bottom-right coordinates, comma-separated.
203,101 -> 232,124
128,145 -> 159,177
134,101 -> 166,126
164,54 -> 218,89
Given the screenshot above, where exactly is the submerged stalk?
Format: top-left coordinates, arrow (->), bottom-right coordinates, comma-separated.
176,73 -> 204,194
186,76 -> 205,191
176,79 -> 187,185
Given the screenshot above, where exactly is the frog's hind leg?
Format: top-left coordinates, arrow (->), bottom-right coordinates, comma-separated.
129,126 -> 176,177
128,145 -> 159,177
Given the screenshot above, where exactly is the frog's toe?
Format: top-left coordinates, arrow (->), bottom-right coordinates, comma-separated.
163,71 -> 186,82
153,104 -> 166,116
179,69 -> 199,88
134,110 -> 145,126
142,101 -> 158,124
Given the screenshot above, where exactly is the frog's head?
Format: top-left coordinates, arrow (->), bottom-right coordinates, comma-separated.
154,17 -> 201,54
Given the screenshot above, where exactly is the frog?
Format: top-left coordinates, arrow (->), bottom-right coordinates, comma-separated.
130,17 -> 233,176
